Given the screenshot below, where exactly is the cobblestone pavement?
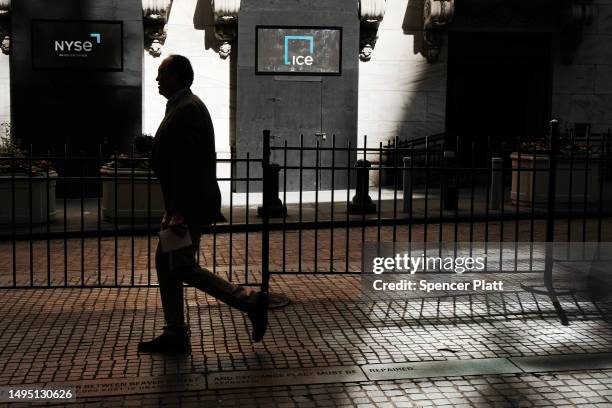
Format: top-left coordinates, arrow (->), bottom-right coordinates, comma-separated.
1,219 -> 612,406
0,271 -> 611,407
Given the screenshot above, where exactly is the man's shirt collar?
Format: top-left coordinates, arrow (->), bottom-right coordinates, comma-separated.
165,88 -> 191,112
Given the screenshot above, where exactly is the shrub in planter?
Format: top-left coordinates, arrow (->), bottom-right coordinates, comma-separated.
0,122 -> 57,224
101,134 -> 164,220
511,136 -> 603,206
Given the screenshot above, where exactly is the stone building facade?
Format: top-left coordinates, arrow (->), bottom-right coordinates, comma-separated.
0,0 -> 610,181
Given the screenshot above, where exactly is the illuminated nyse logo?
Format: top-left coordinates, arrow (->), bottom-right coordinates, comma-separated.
284,35 -> 314,66
54,32 -> 102,54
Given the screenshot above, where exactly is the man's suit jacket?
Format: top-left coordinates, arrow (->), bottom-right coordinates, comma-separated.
151,89 -> 223,227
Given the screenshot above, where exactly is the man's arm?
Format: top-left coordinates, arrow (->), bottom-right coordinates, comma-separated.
168,104 -> 204,221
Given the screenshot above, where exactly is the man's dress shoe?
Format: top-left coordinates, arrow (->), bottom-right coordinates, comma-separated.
137,332 -> 191,354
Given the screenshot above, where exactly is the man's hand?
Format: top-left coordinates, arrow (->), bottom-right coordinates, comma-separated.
168,213 -> 188,237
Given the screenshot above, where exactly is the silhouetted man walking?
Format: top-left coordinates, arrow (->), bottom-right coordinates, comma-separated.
138,55 -> 268,353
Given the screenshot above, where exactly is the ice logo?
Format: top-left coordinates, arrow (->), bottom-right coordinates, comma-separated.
284,35 -> 314,66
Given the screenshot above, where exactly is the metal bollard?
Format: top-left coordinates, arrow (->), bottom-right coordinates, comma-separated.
257,163 -> 287,218
348,159 -> 377,214
489,157 -> 503,210
402,156 -> 412,213
442,151 -> 458,211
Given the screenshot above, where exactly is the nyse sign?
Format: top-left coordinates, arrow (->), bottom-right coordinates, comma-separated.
32,20 -> 123,71
256,27 -> 341,74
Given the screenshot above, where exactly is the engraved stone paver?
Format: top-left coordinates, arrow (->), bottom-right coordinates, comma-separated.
362,358 -> 522,381
510,353 -> 612,373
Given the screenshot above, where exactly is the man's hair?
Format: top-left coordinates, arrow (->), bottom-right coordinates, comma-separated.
166,54 -> 194,88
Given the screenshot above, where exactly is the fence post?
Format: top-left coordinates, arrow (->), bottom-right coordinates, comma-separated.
260,130 -> 290,309
402,156 -> 412,213
348,159 -> 377,214
257,163 -> 287,218
489,157 -> 503,210
545,119 -> 569,325
442,150 -> 458,210
603,128 -> 612,181
545,120 -> 559,244
261,130 -> 271,296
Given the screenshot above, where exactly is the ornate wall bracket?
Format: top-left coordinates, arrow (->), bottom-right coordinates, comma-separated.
423,0 -> 454,62
560,0 -> 593,64
0,0 -> 11,55
211,0 -> 240,59
142,0 -> 173,57
359,0 -> 386,61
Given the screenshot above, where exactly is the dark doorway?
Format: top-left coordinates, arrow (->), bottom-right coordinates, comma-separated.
446,33 -> 552,154
266,80 -> 326,191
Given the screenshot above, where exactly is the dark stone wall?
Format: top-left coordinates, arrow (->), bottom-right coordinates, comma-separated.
10,0 -> 142,196
236,0 -> 359,191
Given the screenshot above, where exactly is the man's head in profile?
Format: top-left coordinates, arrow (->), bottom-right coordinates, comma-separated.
156,54 -> 194,99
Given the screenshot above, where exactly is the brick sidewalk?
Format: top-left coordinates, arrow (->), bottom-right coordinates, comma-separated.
1,220 -> 612,406
0,271 -> 611,406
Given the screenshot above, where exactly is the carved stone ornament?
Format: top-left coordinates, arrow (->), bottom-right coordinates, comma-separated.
359,0 -> 386,61
423,0 -> 454,62
142,0 -> 173,57
560,0 -> 593,64
0,0 -> 10,55
212,0 -> 240,59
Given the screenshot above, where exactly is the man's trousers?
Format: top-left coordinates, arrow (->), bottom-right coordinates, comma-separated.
155,227 -> 259,331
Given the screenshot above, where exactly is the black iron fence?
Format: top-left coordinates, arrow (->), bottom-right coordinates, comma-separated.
1,122 -> 611,293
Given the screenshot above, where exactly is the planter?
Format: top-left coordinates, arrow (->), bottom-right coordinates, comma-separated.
100,166 -> 164,220
0,172 -> 57,224
511,153 -> 601,206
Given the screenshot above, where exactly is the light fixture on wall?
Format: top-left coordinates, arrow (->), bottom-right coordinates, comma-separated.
211,0 -> 240,59
0,0 -> 10,55
142,0 -> 174,57
423,0 -> 454,63
359,0 -> 386,61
